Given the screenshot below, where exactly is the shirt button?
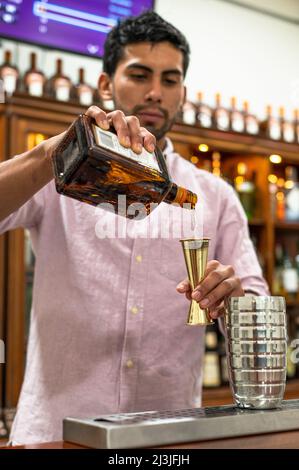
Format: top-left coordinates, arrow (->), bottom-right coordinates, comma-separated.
126,359 -> 134,368
131,306 -> 139,315
136,255 -> 142,263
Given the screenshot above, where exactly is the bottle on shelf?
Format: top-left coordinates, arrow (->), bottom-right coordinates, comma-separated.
181,100 -> 197,125
23,52 -> 45,97
196,91 -> 212,128
234,162 -> 256,220
202,325 -> 221,388
272,243 -> 284,296
284,166 -> 299,221
93,88 -> 102,107
287,340 -> 297,380
294,109 -> 299,144
211,151 -> 221,177
45,58 -> 72,102
275,177 -> 286,221
268,173 -> 278,219
230,96 -> 245,133
243,100 -> 259,135
52,114 -> 197,218
0,50 -> 19,96
279,106 -> 295,143
213,93 -> 230,131
71,68 -> 93,106
282,249 -> 298,302
262,105 -> 281,141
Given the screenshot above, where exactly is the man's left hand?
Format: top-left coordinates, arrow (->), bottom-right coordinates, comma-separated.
176,260 -> 244,319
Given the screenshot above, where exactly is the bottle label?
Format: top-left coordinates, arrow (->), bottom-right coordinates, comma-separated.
231,112 -> 245,132
3,73 -> 17,95
282,268 -> 298,293
55,78 -> 70,101
286,186 -> 299,220
246,116 -> 259,134
215,109 -> 229,130
79,90 -> 93,106
182,107 -> 196,125
198,106 -> 212,128
93,125 -> 161,172
269,119 -> 281,140
283,123 -> 295,143
28,74 -> 43,97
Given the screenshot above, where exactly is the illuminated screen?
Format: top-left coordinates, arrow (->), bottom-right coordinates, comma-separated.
0,0 -> 154,57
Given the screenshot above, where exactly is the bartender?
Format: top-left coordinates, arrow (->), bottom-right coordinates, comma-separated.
0,11 -> 268,445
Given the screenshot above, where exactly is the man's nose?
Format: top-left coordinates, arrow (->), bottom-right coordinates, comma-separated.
144,78 -> 162,103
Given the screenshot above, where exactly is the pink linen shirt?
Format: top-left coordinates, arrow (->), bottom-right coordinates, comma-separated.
0,139 -> 268,444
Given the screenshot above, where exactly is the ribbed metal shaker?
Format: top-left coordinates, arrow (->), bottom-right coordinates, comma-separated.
225,296 -> 287,409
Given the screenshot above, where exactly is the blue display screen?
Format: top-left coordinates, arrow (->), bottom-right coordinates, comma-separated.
0,0 -> 154,57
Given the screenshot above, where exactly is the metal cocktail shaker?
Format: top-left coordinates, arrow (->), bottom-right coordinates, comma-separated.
225,296 -> 287,409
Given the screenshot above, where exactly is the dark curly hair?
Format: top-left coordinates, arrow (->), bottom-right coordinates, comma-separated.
103,11 -> 190,77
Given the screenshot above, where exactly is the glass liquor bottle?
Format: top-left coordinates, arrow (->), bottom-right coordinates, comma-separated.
294,109 -> 299,144
196,91 -> 212,128
279,106 -> 295,143
0,50 -> 19,96
71,68 -> 93,106
181,100 -> 196,125
230,96 -> 244,133
282,250 -> 298,302
52,114 -> 197,219
202,325 -> 221,388
285,166 -> 299,221
213,93 -> 230,131
234,162 -> 256,221
263,105 -> 281,140
243,101 -> 259,135
23,52 -> 45,97
45,58 -> 72,102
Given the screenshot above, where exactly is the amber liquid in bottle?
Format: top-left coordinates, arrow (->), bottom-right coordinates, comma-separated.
52,114 -> 197,219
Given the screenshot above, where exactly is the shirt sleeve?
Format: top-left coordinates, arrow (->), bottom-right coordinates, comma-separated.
215,182 -> 270,296
0,186 -> 46,234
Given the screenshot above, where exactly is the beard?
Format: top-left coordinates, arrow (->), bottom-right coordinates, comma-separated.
113,100 -> 178,141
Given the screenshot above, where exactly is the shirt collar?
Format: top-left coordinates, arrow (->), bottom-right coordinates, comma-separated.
162,137 -> 174,159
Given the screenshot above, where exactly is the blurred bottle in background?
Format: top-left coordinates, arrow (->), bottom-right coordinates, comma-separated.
0,50 -> 19,96
45,58 -> 72,102
230,96 -> 244,133
71,68 -> 93,106
23,52 -> 45,97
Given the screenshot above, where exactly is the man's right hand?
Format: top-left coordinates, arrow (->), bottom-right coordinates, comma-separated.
42,105 -> 156,161
85,105 -> 156,154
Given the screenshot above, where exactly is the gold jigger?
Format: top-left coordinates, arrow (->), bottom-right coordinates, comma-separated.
180,238 -> 213,326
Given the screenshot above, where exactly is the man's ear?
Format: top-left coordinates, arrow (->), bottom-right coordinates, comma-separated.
98,72 -> 113,101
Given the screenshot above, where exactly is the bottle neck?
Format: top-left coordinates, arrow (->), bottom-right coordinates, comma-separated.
30,53 -> 36,70
4,51 -> 11,65
79,68 -> 84,84
164,183 -> 197,209
56,59 -> 62,76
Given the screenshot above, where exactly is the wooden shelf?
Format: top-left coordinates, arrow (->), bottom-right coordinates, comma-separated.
275,221 -> 299,231
249,219 -> 266,228
170,122 -> 299,162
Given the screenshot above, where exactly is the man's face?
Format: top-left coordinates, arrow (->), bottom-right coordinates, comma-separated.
107,41 -> 186,141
